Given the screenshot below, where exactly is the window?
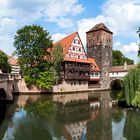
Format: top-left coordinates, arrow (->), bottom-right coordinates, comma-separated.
73,47 -> 75,51
79,48 -> 81,51
79,81 -> 81,85
95,72 -> 98,76
69,54 -> 71,57
78,56 -> 80,59
73,39 -> 79,44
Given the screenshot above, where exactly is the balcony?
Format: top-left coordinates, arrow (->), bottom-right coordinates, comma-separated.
65,65 -> 90,71
65,74 -> 89,80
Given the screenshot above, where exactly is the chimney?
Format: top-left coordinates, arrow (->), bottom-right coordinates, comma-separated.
124,62 -> 127,70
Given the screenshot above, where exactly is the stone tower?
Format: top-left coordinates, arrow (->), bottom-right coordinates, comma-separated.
86,23 -> 113,88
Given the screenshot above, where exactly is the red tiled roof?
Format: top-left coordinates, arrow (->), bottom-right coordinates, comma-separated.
88,58 -> 100,71
8,56 -> 18,65
86,23 -> 113,34
110,64 -> 137,72
54,32 -> 77,55
64,57 -> 90,63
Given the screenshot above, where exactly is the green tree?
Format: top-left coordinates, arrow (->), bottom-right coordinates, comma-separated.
0,50 -> 11,73
123,27 -> 140,107
137,27 -> 140,57
52,45 -> 63,84
112,50 -> 134,66
14,25 -> 53,89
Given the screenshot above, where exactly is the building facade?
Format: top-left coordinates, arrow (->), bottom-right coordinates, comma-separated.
53,32 -> 99,92
8,56 -> 20,75
86,23 -> 113,88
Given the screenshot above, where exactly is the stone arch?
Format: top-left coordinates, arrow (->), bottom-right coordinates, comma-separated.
110,78 -> 123,90
0,88 -> 7,100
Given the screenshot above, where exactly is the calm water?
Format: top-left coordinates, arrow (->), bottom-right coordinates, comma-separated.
0,91 -> 140,140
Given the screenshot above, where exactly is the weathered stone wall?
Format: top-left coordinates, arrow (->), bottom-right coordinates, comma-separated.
14,79 -> 45,93
13,79 -> 88,93
53,80 -> 88,92
0,80 -> 13,100
87,27 -> 112,89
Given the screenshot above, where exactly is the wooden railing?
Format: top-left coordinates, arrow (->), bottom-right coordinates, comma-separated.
65,74 -> 89,80
65,65 -> 90,71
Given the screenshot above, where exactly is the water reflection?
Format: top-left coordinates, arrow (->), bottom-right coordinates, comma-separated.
0,103 -> 7,124
0,91 -> 140,140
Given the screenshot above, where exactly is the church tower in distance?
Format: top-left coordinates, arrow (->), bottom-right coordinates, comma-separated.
86,23 -> 113,88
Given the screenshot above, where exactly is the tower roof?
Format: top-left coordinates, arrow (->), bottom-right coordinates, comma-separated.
86,23 -> 113,34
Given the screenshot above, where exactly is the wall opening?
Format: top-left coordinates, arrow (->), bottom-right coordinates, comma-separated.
110,79 -> 124,100
110,79 -> 123,90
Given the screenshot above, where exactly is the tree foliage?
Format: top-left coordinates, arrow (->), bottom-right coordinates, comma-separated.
0,50 -> 11,73
25,100 -> 56,118
123,26 -> 140,107
36,71 -> 55,89
112,50 -> 134,66
137,26 -> 140,57
14,25 -> 54,89
123,69 -> 140,106
52,45 -> 63,84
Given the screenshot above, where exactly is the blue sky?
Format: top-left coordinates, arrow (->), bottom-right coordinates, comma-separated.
0,0 -> 140,63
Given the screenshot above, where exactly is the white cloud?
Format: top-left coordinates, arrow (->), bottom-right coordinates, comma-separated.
0,0 -> 84,55
114,41 -> 139,63
0,35 -> 15,55
114,41 -> 139,53
123,43 -> 138,53
102,0 -> 140,37
44,0 -> 84,19
47,17 -> 74,28
51,33 -> 66,43
77,0 -> 140,40
0,18 -> 17,35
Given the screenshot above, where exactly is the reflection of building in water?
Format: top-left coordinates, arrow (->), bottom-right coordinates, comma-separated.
64,121 -> 87,140
87,91 -> 112,140
53,93 -> 101,140
52,93 -> 88,105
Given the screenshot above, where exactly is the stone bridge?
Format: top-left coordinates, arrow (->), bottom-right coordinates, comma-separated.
0,73 -> 14,101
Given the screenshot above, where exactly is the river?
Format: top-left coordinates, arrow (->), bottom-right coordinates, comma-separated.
0,91 -> 140,140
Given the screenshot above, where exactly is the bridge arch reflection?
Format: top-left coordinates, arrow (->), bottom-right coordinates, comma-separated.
0,88 -> 7,100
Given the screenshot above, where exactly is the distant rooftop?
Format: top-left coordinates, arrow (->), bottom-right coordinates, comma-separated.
110,64 -> 137,72
86,23 -> 113,34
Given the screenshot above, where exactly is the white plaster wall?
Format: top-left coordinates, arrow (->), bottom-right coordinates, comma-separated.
109,72 -> 128,78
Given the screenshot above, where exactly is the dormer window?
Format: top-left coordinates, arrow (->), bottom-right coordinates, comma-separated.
73,39 -> 79,44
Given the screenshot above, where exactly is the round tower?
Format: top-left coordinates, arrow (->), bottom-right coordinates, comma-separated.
86,23 -> 113,88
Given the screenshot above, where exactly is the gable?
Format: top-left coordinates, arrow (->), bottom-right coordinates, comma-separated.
65,33 -> 87,60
